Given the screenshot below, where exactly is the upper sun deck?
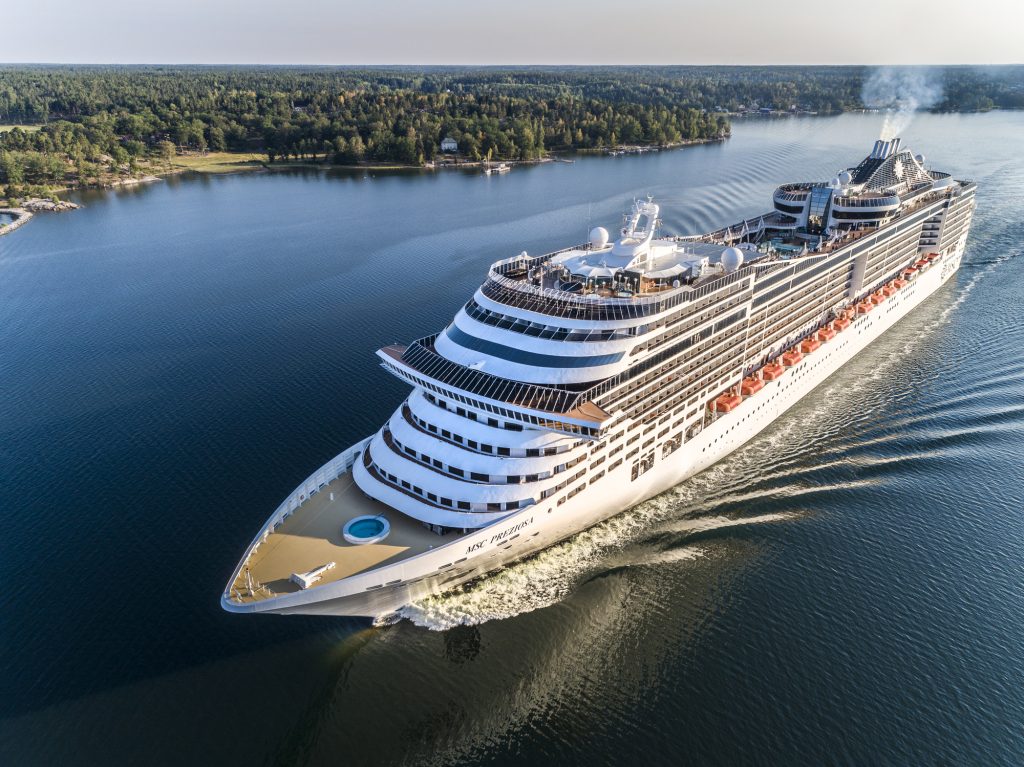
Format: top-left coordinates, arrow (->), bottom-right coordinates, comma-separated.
482,142 -> 970,324
480,206 -> 854,322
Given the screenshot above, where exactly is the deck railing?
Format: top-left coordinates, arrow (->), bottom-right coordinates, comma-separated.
224,436 -> 373,599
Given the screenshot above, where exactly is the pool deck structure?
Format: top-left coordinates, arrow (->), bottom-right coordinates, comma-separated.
229,471 -> 442,604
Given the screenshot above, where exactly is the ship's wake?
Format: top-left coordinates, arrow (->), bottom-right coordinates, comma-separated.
940,248 -> 1016,322
381,491 -> 798,631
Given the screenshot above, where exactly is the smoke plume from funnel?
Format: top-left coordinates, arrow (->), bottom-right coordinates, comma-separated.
861,68 -> 943,140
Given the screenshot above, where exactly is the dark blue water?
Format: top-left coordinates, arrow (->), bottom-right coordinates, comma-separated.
2,113 -> 1023,766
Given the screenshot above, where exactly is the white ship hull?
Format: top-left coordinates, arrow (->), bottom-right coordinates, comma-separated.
224,239 -> 965,618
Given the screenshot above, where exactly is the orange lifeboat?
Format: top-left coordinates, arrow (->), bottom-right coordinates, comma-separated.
741,376 -> 765,395
800,337 -> 821,354
882,284 -> 897,297
818,325 -> 838,341
713,391 -> 743,412
892,278 -> 907,289
781,349 -> 803,366
915,259 -> 930,268
856,301 -> 874,314
834,317 -> 852,331
762,362 -> 785,381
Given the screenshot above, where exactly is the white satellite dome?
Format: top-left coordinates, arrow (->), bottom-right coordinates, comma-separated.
721,246 -> 744,272
589,227 -> 610,249
829,176 -> 842,188
838,170 -> 852,185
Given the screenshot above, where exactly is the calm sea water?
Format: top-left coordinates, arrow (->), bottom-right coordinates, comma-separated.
2,113 -> 1023,766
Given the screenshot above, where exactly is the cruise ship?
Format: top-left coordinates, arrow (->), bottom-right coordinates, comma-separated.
222,138 -> 976,617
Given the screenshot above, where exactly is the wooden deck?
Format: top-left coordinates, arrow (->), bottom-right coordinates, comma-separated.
229,472 -> 444,603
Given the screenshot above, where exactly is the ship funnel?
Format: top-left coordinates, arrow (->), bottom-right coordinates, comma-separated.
869,137 -> 902,160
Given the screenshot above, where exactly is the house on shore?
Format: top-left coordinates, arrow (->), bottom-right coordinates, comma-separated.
440,137 -> 458,153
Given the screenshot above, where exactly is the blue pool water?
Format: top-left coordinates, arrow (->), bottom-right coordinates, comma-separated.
348,518 -> 385,538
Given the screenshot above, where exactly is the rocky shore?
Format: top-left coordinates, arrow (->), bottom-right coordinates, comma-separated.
0,198 -> 81,237
22,197 -> 80,212
0,207 -> 33,236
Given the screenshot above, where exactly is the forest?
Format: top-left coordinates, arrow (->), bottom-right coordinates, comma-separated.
1,65 -> 1021,201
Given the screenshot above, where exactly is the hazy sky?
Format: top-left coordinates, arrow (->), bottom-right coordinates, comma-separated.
6,0 -> 1020,65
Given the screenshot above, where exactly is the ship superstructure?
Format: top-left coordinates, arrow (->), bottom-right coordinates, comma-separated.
222,138 -> 976,617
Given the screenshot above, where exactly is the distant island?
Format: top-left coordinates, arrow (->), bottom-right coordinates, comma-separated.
1,64 -> 1021,205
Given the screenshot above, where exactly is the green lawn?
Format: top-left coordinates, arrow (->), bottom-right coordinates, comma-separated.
170,151 -> 266,173
0,124 -> 41,133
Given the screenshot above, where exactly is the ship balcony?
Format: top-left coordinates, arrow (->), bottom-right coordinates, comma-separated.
380,419 -> 581,485
377,339 -> 613,438
375,424 -> 582,505
387,411 -> 586,480
356,442 -> 525,529
403,391 -> 582,458
831,193 -> 900,212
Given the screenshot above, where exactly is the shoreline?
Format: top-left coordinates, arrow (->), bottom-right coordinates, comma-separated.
162,135 -> 728,176
0,136 -> 727,234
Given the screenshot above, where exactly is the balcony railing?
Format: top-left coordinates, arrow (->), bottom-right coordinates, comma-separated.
398,335 -> 587,414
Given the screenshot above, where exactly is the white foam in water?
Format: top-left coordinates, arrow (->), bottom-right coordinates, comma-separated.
939,250 -> 1016,322
386,500 -> 675,630
387,493 -> 799,631
654,511 -> 799,537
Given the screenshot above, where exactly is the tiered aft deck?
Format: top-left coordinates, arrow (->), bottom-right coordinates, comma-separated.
227,470 -> 443,605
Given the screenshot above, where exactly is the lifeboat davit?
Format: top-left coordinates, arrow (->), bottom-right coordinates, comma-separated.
834,317 -> 852,331
800,337 -> 821,354
781,349 -> 803,366
856,301 -> 874,314
818,325 -> 838,341
741,376 -> 765,395
714,392 -> 743,412
762,362 -> 785,381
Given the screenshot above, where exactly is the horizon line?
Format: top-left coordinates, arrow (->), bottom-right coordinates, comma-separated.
1,61 -> 1022,68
